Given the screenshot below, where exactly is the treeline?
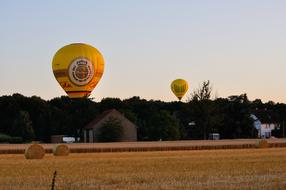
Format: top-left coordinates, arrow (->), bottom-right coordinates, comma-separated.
0,86 -> 285,143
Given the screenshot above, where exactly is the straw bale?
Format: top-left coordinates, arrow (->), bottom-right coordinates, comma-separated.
25,144 -> 45,159
53,144 -> 69,156
256,139 -> 269,148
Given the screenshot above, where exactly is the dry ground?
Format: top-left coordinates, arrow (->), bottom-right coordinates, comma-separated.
0,148 -> 286,190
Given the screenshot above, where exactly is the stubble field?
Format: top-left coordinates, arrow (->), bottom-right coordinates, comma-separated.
0,148 -> 286,190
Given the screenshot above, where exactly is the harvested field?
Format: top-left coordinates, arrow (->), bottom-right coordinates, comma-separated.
0,148 -> 285,190
0,139 -> 286,154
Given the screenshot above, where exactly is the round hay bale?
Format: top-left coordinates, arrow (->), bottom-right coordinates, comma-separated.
53,144 -> 69,156
256,139 -> 269,148
25,144 -> 45,159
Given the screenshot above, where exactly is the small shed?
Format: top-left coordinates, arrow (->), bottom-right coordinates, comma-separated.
51,135 -> 65,143
83,109 -> 137,142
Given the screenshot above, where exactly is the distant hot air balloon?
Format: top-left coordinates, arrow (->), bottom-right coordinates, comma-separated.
171,79 -> 189,101
52,43 -> 104,98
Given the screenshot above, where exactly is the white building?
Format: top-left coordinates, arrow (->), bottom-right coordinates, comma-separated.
250,114 -> 279,138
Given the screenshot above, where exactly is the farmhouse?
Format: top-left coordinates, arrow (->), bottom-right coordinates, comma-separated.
250,114 -> 279,138
83,109 -> 137,142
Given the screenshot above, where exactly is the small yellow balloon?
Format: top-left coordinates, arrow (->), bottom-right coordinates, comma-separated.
171,79 -> 189,101
52,43 -> 104,98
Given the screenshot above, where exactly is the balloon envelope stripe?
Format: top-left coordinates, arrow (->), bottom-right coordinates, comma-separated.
53,69 -> 67,78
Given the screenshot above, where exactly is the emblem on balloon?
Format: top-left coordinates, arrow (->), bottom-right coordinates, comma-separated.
68,57 -> 94,86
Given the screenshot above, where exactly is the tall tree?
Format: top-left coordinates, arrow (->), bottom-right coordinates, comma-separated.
188,80 -> 219,139
145,110 -> 181,141
96,117 -> 123,142
190,80 -> 212,101
10,110 -> 35,141
219,94 -> 254,138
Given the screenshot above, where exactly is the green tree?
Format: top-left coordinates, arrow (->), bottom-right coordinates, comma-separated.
96,117 -> 123,142
188,80 -> 220,139
145,110 -> 181,141
190,80 -> 212,101
27,96 -> 52,142
49,96 -> 99,141
10,110 -> 35,141
98,98 -> 124,112
217,94 -> 254,138
122,97 -> 159,141
0,95 -> 21,135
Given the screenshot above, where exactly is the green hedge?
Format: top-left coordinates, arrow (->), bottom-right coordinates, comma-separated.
0,133 -> 23,144
9,137 -> 23,144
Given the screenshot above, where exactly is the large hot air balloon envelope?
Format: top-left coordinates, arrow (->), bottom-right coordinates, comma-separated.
171,79 -> 189,101
52,43 -> 104,98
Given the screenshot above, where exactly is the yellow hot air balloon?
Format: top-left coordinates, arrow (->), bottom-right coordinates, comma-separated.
52,43 -> 104,98
171,79 -> 189,101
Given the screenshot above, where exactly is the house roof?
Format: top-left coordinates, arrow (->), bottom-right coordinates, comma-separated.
252,110 -> 278,123
84,109 -> 122,129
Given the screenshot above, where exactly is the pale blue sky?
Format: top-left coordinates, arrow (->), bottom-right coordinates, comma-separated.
1,0 -> 286,102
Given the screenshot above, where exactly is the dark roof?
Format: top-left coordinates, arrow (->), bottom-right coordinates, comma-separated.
85,109 -> 119,129
252,109 -> 278,123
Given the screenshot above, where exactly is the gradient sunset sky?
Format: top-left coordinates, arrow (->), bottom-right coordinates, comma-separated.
1,0 -> 286,102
